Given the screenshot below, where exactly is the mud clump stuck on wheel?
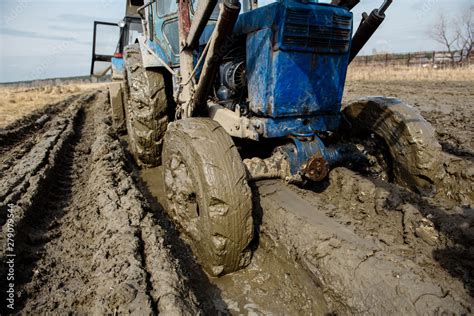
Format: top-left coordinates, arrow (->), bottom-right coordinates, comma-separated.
163,118 -> 254,277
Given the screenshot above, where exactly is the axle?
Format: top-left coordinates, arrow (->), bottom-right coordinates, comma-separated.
244,135 -> 363,183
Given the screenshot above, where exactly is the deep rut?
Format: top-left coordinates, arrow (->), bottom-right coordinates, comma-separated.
1,84 -> 472,314
0,91 -> 200,314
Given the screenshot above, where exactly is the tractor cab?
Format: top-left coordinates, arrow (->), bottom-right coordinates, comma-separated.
90,2 -> 143,78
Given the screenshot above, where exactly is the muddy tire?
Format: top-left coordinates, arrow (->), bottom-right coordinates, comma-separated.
343,97 -> 444,193
162,118 -> 254,276
123,44 -> 168,166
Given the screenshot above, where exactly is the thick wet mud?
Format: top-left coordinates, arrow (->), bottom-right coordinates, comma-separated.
141,167 -> 328,314
344,80 -> 474,163
0,80 -> 472,314
0,91 -> 199,314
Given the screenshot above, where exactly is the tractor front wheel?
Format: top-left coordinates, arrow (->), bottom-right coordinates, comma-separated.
343,97 -> 444,193
162,118 -> 254,276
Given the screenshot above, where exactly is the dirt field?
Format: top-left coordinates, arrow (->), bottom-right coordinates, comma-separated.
0,83 -> 107,128
0,73 -> 472,313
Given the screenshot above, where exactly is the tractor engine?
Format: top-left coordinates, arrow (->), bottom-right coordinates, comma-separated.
217,60 -> 247,102
214,0 -> 353,138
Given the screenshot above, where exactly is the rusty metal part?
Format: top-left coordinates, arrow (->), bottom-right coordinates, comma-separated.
303,154 -> 330,182
127,0 -> 148,18
178,0 -> 195,116
191,0 -> 241,116
136,0 -> 155,17
186,0 -> 219,48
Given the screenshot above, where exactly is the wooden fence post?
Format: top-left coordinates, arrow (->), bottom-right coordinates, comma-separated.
407,53 -> 410,67
385,53 -> 389,66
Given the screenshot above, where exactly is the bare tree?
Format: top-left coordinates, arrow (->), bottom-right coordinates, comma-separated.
454,6 -> 473,63
429,6 -> 473,65
429,13 -> 459,64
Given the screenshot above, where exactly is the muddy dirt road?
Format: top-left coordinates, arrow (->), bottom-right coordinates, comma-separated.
0,80 -> 473,314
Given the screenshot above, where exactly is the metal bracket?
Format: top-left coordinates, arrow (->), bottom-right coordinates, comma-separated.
138,36 -> 176,75
208,103 -> 259,140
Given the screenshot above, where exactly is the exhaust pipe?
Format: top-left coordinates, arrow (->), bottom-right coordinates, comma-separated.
349,0 -> 393,63
186,0 -> 219,48
191,0 -> 241,115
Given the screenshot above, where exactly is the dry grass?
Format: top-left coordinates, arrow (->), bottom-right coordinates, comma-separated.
346,65 -> 474,82
0,83 -> 107,128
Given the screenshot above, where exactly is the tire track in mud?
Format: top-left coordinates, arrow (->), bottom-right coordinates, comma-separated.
140,167 -> 329,314
0,91 -> 200,314
0,92 -> 91,312
254,169 -> 473,314
0,94 -> 92,187
258,179 -> 473,315
1,84 -> 472,314
0,94 -> 83,152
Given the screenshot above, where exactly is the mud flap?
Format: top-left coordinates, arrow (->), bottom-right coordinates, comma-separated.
108,82 -> 126,133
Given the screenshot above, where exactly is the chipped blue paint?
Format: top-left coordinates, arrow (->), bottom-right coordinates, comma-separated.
253,114 -> 340,138
140,0 -> 355,178
111,57 -> 125,76
146,39 -> 172,64
244,0 -> 352,125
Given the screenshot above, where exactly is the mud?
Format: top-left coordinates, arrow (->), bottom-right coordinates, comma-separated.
0,79 -> 472,314
257,178 -> 472,314
141,167 -> 328,314
0,91 -> 199,314
345,80 -> 474,207
344,80 -> 473,162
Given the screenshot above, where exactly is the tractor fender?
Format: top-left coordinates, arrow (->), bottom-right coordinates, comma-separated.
137,36 -> 175,75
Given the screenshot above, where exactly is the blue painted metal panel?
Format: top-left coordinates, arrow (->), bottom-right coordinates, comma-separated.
245,0 -> 352,125
146,39 -> 172,64
111,57 -> 125,75
269,49 -> 348,117
145,0 -> 353,138
234,3 -> 281,35
246,29 -> 273,115
151,2 -> 180,66
253,114 -> 340,138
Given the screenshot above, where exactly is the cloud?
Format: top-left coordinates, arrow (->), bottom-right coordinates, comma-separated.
1,27 -> 79,42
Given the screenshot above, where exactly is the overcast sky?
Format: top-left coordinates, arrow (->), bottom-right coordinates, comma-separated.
0,0 -> 471,83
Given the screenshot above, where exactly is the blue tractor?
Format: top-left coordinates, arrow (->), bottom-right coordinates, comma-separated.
96,0 -> 443,276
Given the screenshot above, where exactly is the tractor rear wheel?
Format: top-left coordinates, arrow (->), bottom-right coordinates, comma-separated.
123,44 -> 168,166
162,118 -> 254,276
343,97 -> 444,193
